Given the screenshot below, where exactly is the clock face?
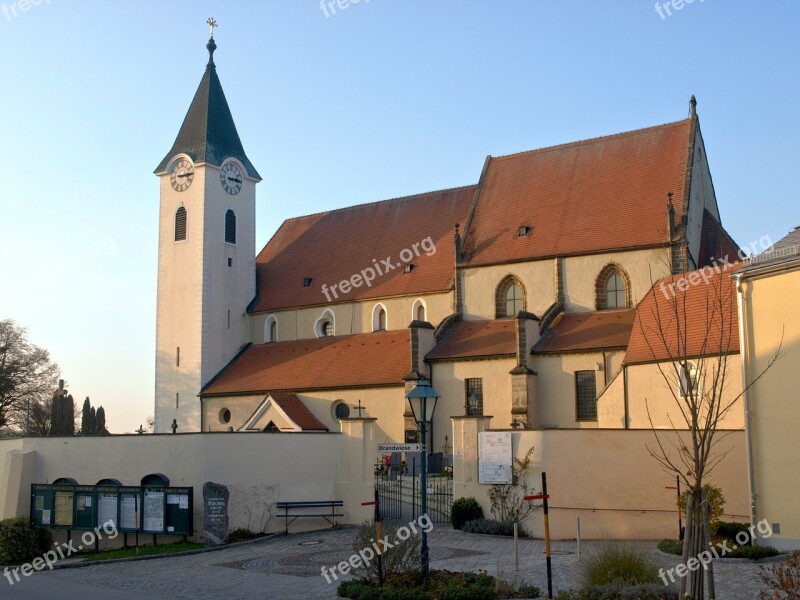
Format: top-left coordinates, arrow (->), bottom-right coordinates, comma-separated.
170,159 -> 194,192
220,163 -> 243,195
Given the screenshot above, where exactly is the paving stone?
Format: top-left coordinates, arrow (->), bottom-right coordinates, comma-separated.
26,527 -> 776,599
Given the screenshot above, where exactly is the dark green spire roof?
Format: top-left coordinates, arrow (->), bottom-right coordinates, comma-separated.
155,37 -> 260,179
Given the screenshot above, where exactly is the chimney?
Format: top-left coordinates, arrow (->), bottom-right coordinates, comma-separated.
690,95 -> 697,118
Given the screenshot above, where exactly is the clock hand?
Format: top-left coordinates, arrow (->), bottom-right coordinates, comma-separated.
177,172 -> 194,178
227,177 -> 242,183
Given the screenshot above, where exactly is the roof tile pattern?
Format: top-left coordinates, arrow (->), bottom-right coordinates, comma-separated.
533,310 -> 636,354
203,330 -> 410,396
259,392 -> 329,431
426,319 -> 517,360
253,186 -> 475,312
462,120 -> 694,265
624,265 -> 740,365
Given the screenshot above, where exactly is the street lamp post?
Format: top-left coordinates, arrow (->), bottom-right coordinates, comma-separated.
406,378 -> 440,580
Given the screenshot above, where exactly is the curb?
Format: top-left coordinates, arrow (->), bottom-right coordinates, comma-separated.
49,533 -> 280,570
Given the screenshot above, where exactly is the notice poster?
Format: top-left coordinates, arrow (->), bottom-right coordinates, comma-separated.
77,495 -> 91,511
54,491 -> 74,526
35,496 -> 44,511
167,494 -> 180,505
120,494 -> 139,530
179,494 -> 189,510
478,431 -> 513,484
98,493 -> 117,529
41,509 -> 51,525
143,491 -> 164,532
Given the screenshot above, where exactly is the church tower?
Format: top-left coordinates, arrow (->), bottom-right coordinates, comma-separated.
153,22 -> 260,433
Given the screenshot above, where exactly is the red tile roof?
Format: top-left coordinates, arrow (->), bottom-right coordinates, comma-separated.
426,319 -> 517,361
624,264 -> 740,365
461,120 -> 695,265
243,392 -> 329,431
252,186 -> 475,312
202,330 -> 411,396
533,310 -> 636,354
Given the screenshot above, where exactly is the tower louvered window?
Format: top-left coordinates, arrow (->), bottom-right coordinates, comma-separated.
174,207 -> 187,241
225,209 -> 236,244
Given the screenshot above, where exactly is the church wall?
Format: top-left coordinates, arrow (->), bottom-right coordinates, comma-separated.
624,355 -> 744,429
451,418 -> 749,540
202,386 -> 409,441
532,353 -> 607,428
461,261 -> 555,319
249,292 -> 452,342
562,248 -> 671,312
429,358 -> 517,441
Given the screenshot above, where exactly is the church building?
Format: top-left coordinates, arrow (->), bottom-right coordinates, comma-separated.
153,32 -> 742,456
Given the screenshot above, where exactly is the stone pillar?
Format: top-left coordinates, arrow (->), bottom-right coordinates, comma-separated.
510,314 -> 538,428
338,418 -> 378,524
451,416 -> 493,505
1,448 -> 36,519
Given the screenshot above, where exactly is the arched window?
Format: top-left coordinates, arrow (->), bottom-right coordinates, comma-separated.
225,209 -> 236,244
174,206 -> 187,241
595,264 -> 631,310
264,421 -> 280,433
315,310 -> 335,338
495,276 -> 526,318
372,303 -> 388,331
264,316 -> 278,343
412,299 -> 427,323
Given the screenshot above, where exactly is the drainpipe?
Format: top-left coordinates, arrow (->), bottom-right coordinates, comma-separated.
735,272 -> 759,536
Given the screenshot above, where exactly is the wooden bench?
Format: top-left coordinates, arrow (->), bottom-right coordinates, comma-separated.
276,500 -> 344,534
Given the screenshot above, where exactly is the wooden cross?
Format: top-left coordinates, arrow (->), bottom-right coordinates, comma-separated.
207,17 -> 218,38
354,399 -> 366,418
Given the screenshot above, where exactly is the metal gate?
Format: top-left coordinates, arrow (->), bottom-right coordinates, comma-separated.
374,455 -> 452,523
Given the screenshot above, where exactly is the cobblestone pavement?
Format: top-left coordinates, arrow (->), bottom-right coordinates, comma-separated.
17,527 -> 776,599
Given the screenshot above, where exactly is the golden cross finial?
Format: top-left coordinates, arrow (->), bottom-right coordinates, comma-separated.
207,17 -> 218,38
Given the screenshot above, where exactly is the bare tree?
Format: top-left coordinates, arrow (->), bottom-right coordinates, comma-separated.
636,261 -> 782,599
0,319 -> 60,433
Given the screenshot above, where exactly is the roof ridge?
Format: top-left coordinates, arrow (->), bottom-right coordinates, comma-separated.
491,119 -> 692,162
279,183 -> 478,224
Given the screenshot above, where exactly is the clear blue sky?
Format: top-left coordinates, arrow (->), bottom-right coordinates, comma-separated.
1,1 -> 797,433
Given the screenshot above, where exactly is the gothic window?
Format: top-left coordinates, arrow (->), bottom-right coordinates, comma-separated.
264,421 -> 280,433
596,264 -> 631,310
265,316 -> 278,343
680,361 -> 698,398
496,276 -> 526,318
372,304 -> 388,332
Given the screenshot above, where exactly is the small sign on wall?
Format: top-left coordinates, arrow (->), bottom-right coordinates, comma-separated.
478,431 -> 512,484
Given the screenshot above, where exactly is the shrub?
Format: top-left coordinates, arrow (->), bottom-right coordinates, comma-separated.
715,521 -> 751,542
553,584 -> 678,600
677,484 -> 725,534
227,528 -> 260,544
451,497 -> 483,531
350,520 -> 420,583
656,539 -> 683,556
337,569 -> 537,599
461,518 -> 517,537
727,544 -> 781,560
581,542 -> 661,587
0,518 -> 49,564
759,549 -> 800,599
488,447 -> 538,524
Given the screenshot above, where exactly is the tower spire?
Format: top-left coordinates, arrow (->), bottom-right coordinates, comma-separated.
206,18 -> 218,69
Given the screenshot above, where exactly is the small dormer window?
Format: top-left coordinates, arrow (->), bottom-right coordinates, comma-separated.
303,277 -> 313,287
518,225 -> 531,237
404,264 -> 414,273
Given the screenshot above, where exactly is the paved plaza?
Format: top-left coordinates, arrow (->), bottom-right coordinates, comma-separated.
4,527 -> 777,599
